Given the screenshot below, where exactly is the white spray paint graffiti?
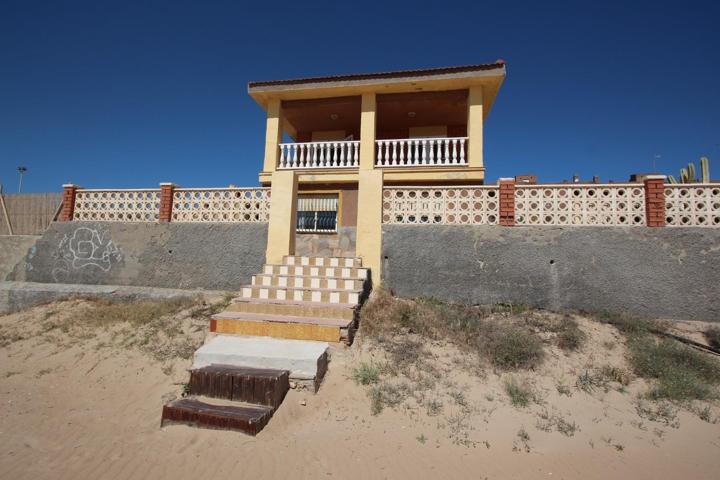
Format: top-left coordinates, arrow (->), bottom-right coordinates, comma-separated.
51,227 -> 123,282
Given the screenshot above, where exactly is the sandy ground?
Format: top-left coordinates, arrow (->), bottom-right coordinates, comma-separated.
1,301 -> 719,480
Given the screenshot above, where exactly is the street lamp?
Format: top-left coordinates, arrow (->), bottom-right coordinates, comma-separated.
17,166 -> 27,193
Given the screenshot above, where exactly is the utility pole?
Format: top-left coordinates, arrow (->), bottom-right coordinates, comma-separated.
653,154 -> 661,173
17,166 -> 27,193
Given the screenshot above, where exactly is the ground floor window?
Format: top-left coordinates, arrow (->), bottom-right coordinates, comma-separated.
297,194 -> 338,233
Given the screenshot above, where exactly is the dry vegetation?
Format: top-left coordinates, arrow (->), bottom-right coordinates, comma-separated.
352,288 -> 720,448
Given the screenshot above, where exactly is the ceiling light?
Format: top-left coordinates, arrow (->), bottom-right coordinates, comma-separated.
407,111 -> 416,118
330,113 -> 339,120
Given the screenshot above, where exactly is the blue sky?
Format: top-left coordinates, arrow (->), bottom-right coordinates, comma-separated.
1,0 -> 719,192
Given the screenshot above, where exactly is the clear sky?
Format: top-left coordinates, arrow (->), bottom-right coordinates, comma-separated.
1,0 -> 719,192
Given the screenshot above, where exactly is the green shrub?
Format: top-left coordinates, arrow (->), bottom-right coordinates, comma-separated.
704,326 -> 720,350
504,378 -> 533,407
557,318 -> 586,352
352,362 -> 381,386
485,325 -> 545,370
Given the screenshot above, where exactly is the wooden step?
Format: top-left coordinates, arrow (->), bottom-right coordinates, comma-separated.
225,299 -> 356,321
211,312 -> 351,343
263,264 -> 369,280
238,285 -> 362,305
252,274 -> 366,291
283,255 -> 362,268
161,398 -> 274,436
188,365 -> 289,409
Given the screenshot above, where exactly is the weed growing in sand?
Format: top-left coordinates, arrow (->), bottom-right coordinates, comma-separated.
369,381 -> 410,415
635,400 -> 679,427
536,408 -> 579,436
74,297 -> 195,327
35,368 -> 52,378
352,362 -> 381,385
556,384 -> 572,397
416,434 -> 427,444
504,378 -> 534,407
556,317 -> 586,351
629,337 -> 720,401
704,326 -> 720,350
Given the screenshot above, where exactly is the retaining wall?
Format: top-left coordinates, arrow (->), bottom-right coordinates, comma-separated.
9,222 -> 268,291
0,235 -> 40,280
382,225 -> 720,322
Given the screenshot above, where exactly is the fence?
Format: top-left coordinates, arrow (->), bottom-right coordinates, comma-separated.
0,191 -> 63,235
65,185 -> 270,223
382,179 -> 720,228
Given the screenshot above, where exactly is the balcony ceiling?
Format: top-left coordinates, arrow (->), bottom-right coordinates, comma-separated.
282,96 -> 361,134
377,90 -> 468,129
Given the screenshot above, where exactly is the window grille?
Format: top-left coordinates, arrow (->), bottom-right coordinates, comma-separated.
297,195 -> 338,233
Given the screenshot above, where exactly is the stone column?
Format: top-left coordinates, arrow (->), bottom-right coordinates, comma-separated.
265,170 -> 298,264
644,175 -> 666,227
59,184 -> 79,221
263,98 -> 283,174
467,86 -> 484,170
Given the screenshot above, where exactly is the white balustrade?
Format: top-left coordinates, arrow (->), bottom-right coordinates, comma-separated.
382,186 -> 499,225
375,137 -> 467,167
665,184 -> 720,227
73,189 -> 161,222
172,188 -> 270,223
515,184 -> 646,226
278,141 -> 360,169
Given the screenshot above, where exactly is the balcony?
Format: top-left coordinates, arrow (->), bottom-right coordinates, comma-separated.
279,140 -> 360,169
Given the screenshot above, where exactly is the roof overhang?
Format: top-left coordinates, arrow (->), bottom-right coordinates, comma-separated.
248,62 -> 507,119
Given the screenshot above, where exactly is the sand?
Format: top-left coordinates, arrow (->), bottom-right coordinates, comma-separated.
1,300 -> 719,480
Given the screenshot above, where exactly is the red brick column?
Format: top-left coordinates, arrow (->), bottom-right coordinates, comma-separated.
59,184 -> 79,221
643,175 -> 666,227
498,178 -> 516,226
159,183 -> 176,222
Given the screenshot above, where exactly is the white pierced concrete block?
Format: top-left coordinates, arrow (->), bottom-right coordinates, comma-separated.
329,258 -> 339,267
264,265 -> 272,274
310,267 -> 319,276
301,257 -> 310,266
276,289 -> 286,300
341,268 -> 350,278
311,291 -> 321,302
344,280 -> 354,290
324,267 -> 333,276
327,278 -> 337,289
278,277 -> 287,287
311,278 -> 320,289
330,292 -> 340,303
293,266 -> 303,275
241,287 -> 251,298
358,268 -> 368,278
259,288 -> 269,299
262,276 -> 272,286
349,292 -> 359,304
280,266 -> 288,275
294,290 -> 303,301
193,335 -> 328,380
345,259 -> 354,267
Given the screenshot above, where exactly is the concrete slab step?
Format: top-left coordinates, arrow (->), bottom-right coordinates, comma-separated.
263,264 -> 369,280
193,334 -> 329,385
238,285 -> 361,305
225,299 -> 356,321
161,398 -> 274,436
188,365 -> 289,409
283,255 -> 362,268
252,274 -> 365,291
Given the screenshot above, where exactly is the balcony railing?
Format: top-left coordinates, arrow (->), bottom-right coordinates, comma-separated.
279,140 -> 360,169
376,137 -> 468,167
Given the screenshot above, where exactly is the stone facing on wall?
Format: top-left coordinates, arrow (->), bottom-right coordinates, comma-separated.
295,227 -> 357,257
382,225 -> 720,321
9,222 -> 268,291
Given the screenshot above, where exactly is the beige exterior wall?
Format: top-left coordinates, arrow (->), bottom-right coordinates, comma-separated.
265,170 -> 298,264
355,169 -> 383,284
467,86 -> 484,169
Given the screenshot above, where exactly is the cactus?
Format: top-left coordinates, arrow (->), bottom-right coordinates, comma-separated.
687,162 -> 696,182
667,175 -> 678,184
700,156 -> 710,183
680,168 -> 689,183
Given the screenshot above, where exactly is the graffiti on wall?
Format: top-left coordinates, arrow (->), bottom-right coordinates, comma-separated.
52,227 -> 123,282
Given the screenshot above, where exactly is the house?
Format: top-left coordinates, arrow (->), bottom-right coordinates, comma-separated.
247,61 -> 507,282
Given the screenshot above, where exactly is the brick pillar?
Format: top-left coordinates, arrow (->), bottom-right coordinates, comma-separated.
643,175 -> 666,227
159,183 -> 176,222
498,178 -> 516,226
59,184 -> 79,221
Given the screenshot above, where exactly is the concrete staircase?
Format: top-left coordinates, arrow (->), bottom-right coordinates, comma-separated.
162,255 -> 369,435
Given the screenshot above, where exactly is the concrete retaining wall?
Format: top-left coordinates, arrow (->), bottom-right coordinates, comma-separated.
382,225 -> 720,322
0,235 -> 40,280
9,222 -> 268,291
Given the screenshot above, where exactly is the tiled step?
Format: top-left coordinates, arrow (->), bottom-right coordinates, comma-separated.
263,264 -> 369,280
225,299 -> 356,321
283,255 -> 362,268
252,273 -> 365,291
238,285 -> 361,305
194,334 -> 328,382
161,398 -> 274,435
188,365 -> 289,409
211,312 -> 351,343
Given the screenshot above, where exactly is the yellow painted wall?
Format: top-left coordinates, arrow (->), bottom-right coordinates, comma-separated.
263,99 -> 282,173
355,169 -> 383,284
265,170 -> 298,263
467,86 -> 484,169
359,93 -> 376,171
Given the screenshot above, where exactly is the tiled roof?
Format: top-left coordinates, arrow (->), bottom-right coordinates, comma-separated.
248,61 -> 506,89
